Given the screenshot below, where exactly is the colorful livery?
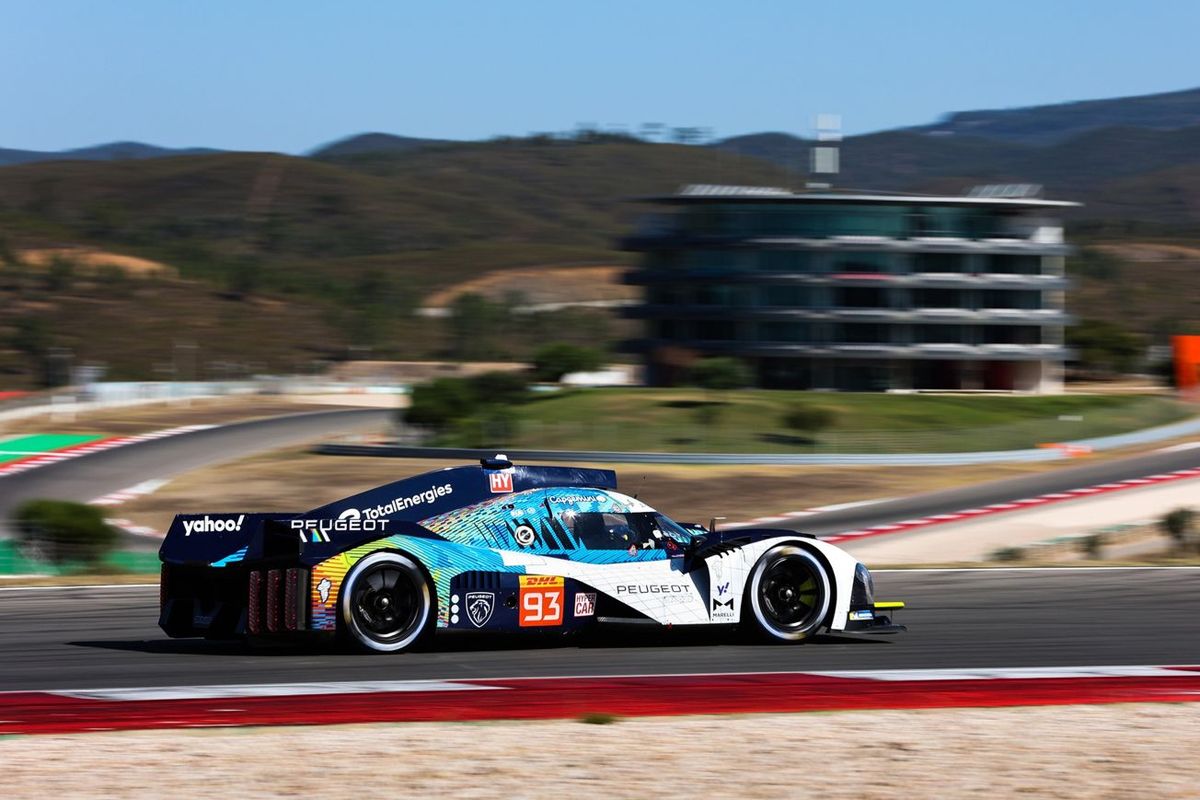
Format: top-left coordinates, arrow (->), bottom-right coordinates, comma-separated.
159,456 -> 904,651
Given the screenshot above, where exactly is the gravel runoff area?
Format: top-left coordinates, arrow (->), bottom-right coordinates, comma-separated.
5,705 -> 1198,799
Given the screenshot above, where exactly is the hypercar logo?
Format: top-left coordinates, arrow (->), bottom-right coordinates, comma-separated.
574,592 -> 596,617
466,592 -> 495,628
317,578 -> 332,604
488,472 -> 513,493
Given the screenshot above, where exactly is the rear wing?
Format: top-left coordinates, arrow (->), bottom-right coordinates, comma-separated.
159,512 -> 437,567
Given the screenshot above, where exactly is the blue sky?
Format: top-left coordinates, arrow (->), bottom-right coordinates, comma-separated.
2,1 -> 1197,153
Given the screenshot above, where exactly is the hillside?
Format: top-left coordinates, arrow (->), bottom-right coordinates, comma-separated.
0,141 -> 222,167
4,108 -> 1200,387
715,124 -> 1200,228
909,86 -> 1200,144
0,140 -> 785,386
309,132 -> 448,158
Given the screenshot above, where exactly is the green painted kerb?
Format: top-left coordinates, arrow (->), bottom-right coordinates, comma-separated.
0,434 -> 107,465
0,541 -> 160,576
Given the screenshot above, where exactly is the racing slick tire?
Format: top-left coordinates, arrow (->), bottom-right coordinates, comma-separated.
340,551 -> 435,653
745,544 -> 831,643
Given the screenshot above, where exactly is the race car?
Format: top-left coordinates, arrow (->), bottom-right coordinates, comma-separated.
159,455 -> 904,652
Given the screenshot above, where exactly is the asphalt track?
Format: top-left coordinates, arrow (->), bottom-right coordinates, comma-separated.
2,568 -> 1197,692
4,404 -> 1200,542
0,408 -> 391,539
781,442 -> 1200,536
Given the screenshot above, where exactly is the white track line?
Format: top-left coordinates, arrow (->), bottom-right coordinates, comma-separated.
0,425 -> 213,478
823,469 -> 1200,543
3,566 -> 1200,593
11,664 -> 1198,700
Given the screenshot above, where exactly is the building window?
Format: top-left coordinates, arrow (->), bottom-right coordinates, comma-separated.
916,325 -> 969,344
697,320 -> 738,342
760,285 -> 813,308
829,251 -> 892,273
760,322 -> 812,342
836,324 -> 891,344
912,288 -> 964,308
983,326 -> 1042,344
984,254 -> 1040,275
979,290 -> 1042,309
757,250 -> 813,272
834,286 -> 890,309
914,253 -> 966,273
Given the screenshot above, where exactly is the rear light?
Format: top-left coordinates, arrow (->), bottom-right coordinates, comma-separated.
284,568 -> 306,631
159,564 -> 169,610
266,570 -> 282,632
247,570 -> 263,634
247,567 -> 308,635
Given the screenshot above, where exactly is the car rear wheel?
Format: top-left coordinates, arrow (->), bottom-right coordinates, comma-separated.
340,551 -> 434,653
746,545 -> 831,643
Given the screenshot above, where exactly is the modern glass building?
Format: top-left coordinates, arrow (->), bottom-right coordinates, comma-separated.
622,185 -> 1078,392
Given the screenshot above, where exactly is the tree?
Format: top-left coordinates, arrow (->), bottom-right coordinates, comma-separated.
44,256 -> 75,291
1160,507 -> 1197,551
13,499 -> 118,567
466,370 -> 530,404
224,256 -> 263,299
403,378 -> 478,431
1067,319 -> 1144,375
401,372 -> 530,438
532,343 -> 603,382
688,357 -> 750,391
447,293 -> 510,361
781,404 -> 838,437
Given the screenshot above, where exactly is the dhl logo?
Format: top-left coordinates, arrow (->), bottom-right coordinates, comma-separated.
519,575 -> 564,588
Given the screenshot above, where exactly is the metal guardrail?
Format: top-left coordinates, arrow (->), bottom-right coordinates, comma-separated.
314,415 -> 1200,467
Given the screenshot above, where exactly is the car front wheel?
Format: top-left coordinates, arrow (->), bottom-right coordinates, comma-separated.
746,545 -> 831,643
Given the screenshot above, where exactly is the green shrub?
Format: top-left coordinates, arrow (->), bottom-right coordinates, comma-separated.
403,377 -> 478,431
403,372 -> 531,437
781,404 -> 838,435
466,370 -> 530,405
1160,507 -> 1197,550
688,357 -> 750,391
1080,533 -> 1105,559
45,256 -> 76,291
532,343 -> 603,382
13,499 -> 118,567
991,546 -> 1025,562
450,406 -> 518,448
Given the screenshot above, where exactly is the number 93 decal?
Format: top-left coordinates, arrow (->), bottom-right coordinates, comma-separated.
518,575 -> 565,627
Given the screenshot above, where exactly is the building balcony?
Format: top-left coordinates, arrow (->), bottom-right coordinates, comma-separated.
626,338 -> 1071,362
621,232 -> 1073,256
624,269 -> 1068,290
624,304 -> 1070,325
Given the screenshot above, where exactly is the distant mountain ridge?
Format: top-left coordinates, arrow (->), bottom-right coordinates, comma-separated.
309,132 -> 448,158
7,84 -> 1200,164
910,86 -> 1200,144
0,141 -> 222,167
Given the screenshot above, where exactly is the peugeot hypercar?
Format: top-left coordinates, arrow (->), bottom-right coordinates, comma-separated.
159,456 -> 904,651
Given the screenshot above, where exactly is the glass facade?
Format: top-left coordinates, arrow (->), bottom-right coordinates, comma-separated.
627,193 -> 1070,391
674,203 -> 1014,239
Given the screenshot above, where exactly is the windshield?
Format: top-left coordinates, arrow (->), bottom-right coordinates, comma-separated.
566,511 -> 696,551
